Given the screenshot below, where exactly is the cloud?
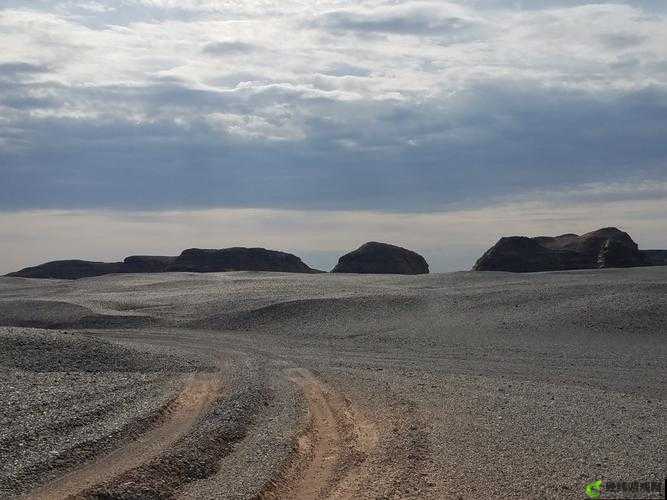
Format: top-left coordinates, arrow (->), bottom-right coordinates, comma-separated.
0,62 -> 50,76
0,1 -> 665,218
467,0 -> 666,12
310,2 -> 484,39
1,75 -> 666,212
202,40 -> 259,56
598,33 -> 648,50
319,63 -> 372,78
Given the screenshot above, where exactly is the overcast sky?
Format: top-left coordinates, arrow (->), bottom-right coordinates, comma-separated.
1,0 -> 666,272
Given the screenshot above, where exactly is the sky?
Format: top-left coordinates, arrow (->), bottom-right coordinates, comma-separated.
1,0 -> 666,273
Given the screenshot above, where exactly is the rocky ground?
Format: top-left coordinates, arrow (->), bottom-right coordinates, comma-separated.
0,268 -> 665,499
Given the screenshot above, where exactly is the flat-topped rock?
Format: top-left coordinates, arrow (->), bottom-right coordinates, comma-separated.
169,247 -> 318,273
474,227 -> 650,272
332,242 -> 429,275
8,247 -> 318,279
122,256 -> 176,273
6,260 -> 123,280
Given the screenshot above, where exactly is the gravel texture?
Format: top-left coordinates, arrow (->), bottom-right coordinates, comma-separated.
0,328 -> 197,497
0,267 -> 665,498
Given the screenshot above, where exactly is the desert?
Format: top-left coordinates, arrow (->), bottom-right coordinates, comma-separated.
3,0 -> 667,497
1,262 -> 664,498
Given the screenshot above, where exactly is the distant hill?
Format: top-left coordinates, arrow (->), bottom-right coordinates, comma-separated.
474,227 -> 665,273
331,242 -> 429,275
641,250 -> 667,267
7,248 -> 321,279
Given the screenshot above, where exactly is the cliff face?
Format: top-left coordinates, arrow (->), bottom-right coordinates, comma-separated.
473,228 -> 651,273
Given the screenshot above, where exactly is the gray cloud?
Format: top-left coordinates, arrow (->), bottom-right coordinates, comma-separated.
598,33 -> 648,50
202,41 -> 260,56
468,0 -> 666,12
0,62 -> 49,75
311,4 -> 481,39
0,94 -> 57,110
0,1 -> 665,217
319,64 -> 372,78
317,14 -> 469,35
0,62 -> 51,84
1,76 -> 666,212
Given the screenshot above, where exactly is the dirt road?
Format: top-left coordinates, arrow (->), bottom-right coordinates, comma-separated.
24,373 -> 223,500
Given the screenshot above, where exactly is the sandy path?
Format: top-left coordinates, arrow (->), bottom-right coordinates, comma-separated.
261,368 -> 378,500
23,373 -> 222,500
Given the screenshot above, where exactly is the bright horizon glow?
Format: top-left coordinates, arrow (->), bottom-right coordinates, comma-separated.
2,192 -> 665,274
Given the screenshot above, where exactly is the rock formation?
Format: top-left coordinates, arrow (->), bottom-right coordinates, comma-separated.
169,247 -> 317,273
122,256 -> 176,273
7,247 -> 319,279
332,242 -> 429,275
640,250 -> 667,267
6,260 -> 124,280
473,227 -> 652,272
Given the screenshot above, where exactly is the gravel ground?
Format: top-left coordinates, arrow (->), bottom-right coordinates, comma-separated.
0,328 -> 203,497
0,267 -> 665,498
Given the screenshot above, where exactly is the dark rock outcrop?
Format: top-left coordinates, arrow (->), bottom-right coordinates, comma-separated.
7,247 -> 318,279
332,242 -> 429,275
122,255 -> 176,273
6,260 -> 124,280
168,247 -> 318,273
641,250 -> 667,267
474,227 -> 653,273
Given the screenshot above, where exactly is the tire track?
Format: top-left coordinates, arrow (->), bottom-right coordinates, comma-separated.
260,368 -> 378,500
23,372 -> 222,500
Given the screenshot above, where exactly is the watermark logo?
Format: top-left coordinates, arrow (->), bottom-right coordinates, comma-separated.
586,480 -> 603,498
584,479 -> 665,499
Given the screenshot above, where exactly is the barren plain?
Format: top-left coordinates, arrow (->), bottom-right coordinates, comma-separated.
0,267 -> 665,499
